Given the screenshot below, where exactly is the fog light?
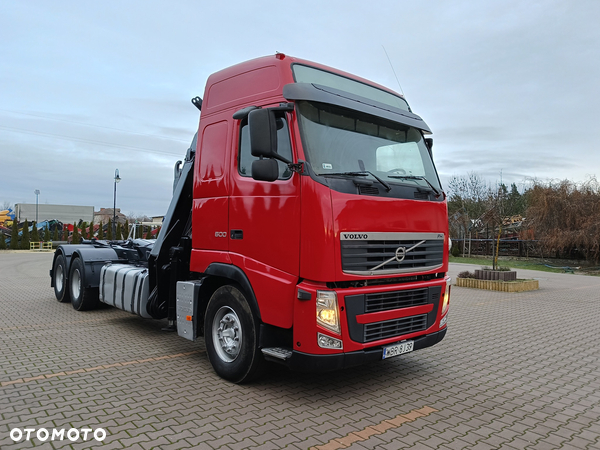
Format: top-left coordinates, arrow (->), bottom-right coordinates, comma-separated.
318,333 -> 343,349
316,290 -> 340,334
440,315 -> 448,328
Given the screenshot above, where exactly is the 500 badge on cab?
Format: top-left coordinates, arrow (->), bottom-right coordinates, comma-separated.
214,231 -> 227,238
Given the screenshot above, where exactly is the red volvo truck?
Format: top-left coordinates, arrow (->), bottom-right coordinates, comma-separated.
50,53 -> 451,383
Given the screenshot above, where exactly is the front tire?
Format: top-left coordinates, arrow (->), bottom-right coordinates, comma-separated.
204,285 -> 263,383
53,254 -> 70,303
69,258 -> 98,311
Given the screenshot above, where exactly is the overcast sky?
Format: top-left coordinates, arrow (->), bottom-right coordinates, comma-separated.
2,0 -> 599,216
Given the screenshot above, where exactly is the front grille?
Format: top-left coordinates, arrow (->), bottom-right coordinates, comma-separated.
345,286 -> 442,344
364,314 -> 428,342
365,288 -> 428,312
341,233 -> 444,275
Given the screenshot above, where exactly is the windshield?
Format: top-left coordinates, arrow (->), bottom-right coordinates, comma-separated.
296,101 -> 442,192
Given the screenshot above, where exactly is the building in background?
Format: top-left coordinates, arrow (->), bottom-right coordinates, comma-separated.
94,208 -> 127,226
15,204 -> 94,224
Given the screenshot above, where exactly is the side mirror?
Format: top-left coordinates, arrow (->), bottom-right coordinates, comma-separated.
251,158 -> 279,182
249,109 -> 278,159
425,138 -> 433,158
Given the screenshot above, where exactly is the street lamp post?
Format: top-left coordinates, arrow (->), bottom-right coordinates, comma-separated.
34,190 -> 40,224
113,169 -> 121,238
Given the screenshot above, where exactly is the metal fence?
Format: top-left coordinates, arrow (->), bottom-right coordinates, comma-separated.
452,239 -> 543,258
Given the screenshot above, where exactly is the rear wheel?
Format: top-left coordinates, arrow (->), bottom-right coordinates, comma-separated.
204,285 -> 263,383
69,258 -> 98,311
53,254 -> 70,303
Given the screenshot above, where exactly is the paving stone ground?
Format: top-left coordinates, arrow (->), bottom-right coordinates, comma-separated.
0,252 -> 599,449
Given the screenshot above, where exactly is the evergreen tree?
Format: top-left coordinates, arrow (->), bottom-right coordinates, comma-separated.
10,221 -> 19,249
20,219 -> 30,250
116,223 -> 122,240
62,225 -> 69,242
44,225 -> 51,242
145,228 -> 153,239
31,221 -> 40,242
89,218 -> 95,239
0,233 -> 6,250
52,227 -> 58,241
72,222 -> 80,244
123,221 -> 129,239
107,219 -> 113,240
98,221 -> 104,240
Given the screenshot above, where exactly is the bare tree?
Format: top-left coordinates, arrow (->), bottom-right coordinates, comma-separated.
526,177 -> 600,262
447,173 -> 492,256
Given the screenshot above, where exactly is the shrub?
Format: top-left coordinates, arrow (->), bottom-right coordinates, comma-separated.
451,245 -> 460,257
457,270 -> 475,278
10,221 -> 19,249
72,222 -> 80,244
20,220 -> 30,249
31,222 -> 40,242
107,219 -> 113,241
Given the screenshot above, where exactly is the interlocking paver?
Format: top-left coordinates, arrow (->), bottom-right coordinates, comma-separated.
1,254 -> 599,449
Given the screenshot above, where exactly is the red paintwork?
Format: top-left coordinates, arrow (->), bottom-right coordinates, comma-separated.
291,277 -> 450,355
189,54 -> 450,357
355,304 -> 434,324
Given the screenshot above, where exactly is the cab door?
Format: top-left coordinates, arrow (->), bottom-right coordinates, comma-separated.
228,112 -> 301,327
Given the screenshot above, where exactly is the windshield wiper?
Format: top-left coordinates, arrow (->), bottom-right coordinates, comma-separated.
317,171 -> 391,192
387,175 -> 441,197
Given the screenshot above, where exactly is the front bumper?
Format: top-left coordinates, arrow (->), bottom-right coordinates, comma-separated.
284,327 -> 447,372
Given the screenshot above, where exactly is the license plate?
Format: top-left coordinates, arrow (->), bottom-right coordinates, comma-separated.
382,340 -> 414,359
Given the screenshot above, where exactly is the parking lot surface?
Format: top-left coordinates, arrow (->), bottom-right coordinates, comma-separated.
0,252 -> 599,449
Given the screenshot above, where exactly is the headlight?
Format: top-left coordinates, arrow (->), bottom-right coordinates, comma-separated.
316,290 -> 340,334
442,278 -> 451,316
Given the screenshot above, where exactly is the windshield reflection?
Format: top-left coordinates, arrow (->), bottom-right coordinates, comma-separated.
296,101 -> 441,192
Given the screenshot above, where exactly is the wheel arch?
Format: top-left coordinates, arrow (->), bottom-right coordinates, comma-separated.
202,263 -> 262,323
53,245 -> 120,289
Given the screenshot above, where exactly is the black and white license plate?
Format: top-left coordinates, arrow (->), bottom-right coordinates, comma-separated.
382,340 -> 414,359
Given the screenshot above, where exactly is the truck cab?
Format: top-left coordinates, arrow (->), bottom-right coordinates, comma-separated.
50,53 -> 450,383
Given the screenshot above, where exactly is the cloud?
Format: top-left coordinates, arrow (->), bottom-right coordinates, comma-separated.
1,0 -> 599,214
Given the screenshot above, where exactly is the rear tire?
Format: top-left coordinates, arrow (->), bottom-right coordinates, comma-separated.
69,258 -> 98,311
204,285 -> 263,383
53,254 -> 70,303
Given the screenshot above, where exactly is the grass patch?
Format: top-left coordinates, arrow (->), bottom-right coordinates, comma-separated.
449,256 -> 566,273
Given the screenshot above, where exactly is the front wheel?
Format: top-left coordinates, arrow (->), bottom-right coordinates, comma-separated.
204,285 -> 263,383
69,258 -> 98,311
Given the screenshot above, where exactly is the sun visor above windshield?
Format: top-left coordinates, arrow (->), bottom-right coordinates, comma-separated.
283,83 -> 431,134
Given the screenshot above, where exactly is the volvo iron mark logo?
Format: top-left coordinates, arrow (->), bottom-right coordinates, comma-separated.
395,246 -> 406,262
369,239 -> 426,271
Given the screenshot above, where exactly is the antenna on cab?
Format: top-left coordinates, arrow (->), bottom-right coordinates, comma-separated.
382,45 -> 405,97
